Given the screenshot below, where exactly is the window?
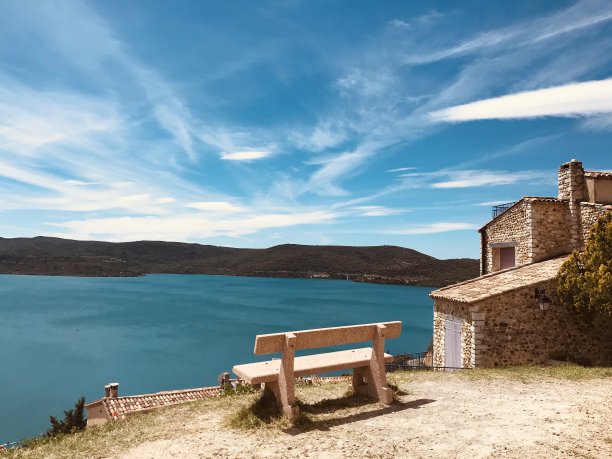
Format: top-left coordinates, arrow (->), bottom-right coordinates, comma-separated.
491,243 -> 517,272
499,247 -> 515,270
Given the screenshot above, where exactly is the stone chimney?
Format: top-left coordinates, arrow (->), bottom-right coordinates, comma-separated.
108,383 -> 119,398
104,384 -> 111,398
558,159 -> 586,251
558,159 -> 585,201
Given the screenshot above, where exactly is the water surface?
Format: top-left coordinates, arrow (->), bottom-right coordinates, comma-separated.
0,274 -> 433,441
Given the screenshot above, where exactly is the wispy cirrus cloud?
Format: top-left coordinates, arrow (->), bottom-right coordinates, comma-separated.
292,0 -> 612,197
429,79 -> 612,122
580,113 -> 612,131
394,169 -> 552,189
220,150 -> 272,161
50,210 -> 338,242
0,0 -> 610,253
384,222 -> 478,235
431,170 -> 551,189
0,79 -> 120,154
185,201 -> 246,213
402,0 -> 612,65
476,200 -> 514,207
350,206 -> 408,217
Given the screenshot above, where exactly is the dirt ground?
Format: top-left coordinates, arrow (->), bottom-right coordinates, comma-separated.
117,371 -> 612,459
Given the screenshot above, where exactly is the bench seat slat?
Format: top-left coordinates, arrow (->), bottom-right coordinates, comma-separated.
254,321 -> 402,355
232,348 -> 394,384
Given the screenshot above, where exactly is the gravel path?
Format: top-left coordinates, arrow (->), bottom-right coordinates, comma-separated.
118,373 -> 612,459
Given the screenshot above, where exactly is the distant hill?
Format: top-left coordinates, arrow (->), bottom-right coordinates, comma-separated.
0,237 -> 479,287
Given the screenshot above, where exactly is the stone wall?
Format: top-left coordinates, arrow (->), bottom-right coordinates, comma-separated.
558,160 -> 586,201
482,198 -> 607,274
432,310 -> 446,368
482,201 -> 530,274
432,298 -> 474,369
461,320 -> 475,368
530,200 -> 572,261
433,282 -> 612,368
579,202 -> 612,244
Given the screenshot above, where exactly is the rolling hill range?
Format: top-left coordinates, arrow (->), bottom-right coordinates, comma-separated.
0,237 -> 479,287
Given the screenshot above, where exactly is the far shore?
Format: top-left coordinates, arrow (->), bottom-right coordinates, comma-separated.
0,270 -> 443,288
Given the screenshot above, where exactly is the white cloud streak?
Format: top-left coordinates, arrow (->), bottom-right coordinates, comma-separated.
185,201 -> 246,213
429,79 -> 612,122
50,211 -> 338,242
351,206 -> 407,217
220,150 -> 272,161
393,169 -> 551,189
385,222 -> 478,235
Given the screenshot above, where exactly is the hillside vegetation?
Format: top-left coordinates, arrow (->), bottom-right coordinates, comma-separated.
0,237 -> 478,286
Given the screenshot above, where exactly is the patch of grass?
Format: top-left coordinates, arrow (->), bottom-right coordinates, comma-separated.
0,396 -> 231,459
226,389 -> 282,429
458,364 -> 612,382
387,379 -> 410,397
6,367 -> 608,457
220,383 -> 258,397
297,390 -> 371,415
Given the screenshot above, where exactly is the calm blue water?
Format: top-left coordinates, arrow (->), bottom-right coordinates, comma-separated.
0,274 -> 433,442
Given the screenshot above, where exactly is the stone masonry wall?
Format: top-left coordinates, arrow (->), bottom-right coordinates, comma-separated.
530,200 -> 572,262
558,160 -> 586,201
482,201 -> 530,274
468,280 -> 612,367
433,282 -> 612,368
432,299 -> 473,369
579,202 -> 612,245
432,310 -> 445,368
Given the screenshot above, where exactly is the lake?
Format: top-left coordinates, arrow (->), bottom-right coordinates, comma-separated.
0,274 -> 433,442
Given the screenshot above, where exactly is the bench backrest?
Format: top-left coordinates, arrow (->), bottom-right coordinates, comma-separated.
253,321 -> 402,355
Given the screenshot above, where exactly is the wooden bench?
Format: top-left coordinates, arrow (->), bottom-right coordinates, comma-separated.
232,321 -> 402,420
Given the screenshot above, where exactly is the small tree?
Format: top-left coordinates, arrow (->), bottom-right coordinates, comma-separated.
46,397 -> 87,437
557,212 -> 612,317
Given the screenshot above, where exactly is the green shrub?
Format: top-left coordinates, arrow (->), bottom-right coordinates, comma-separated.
557,213 -> 612,317
46,397 -> 87,437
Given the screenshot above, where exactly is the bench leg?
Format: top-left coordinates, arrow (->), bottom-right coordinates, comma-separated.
370,324 -> 394,404
352,367 -> 377,398
352,325 -> 394,404
262,332 -> 299,421
264,381 -> 299,420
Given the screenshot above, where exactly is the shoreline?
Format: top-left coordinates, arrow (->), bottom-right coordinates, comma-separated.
0,270 -> 443,288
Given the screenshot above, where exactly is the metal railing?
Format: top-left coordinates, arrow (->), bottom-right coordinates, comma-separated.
492,202 -> 516,219
385,352 -> 463,371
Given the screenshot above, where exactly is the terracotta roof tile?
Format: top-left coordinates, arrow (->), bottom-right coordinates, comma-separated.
86,386 -> 223,419
85,376 -> 351,419
430,256 -> 567,304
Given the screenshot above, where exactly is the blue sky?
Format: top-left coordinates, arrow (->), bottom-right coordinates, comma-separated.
1,0 -> 612,259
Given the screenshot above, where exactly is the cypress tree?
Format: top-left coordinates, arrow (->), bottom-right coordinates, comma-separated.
45,397 -> 87,437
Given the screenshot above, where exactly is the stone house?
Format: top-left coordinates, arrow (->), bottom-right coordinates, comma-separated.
430,160 -> 612,368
